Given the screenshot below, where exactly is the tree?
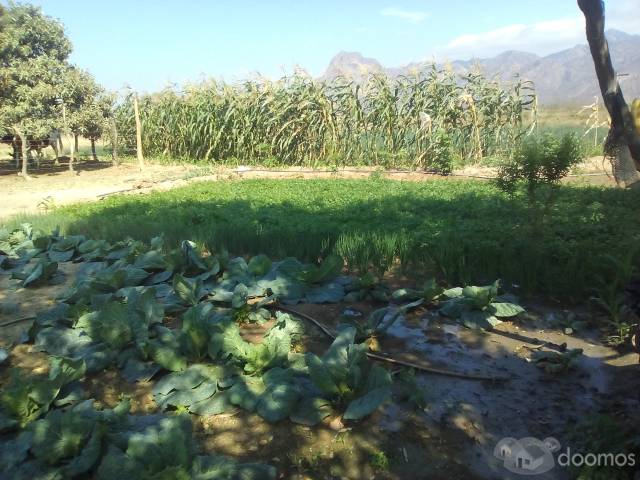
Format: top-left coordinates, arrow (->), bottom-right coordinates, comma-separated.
59,66 -> 106,170
578,0 -> 640,180
0,2 -> 71,177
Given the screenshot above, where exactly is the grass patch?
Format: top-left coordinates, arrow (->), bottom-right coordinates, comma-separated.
4,178 -> 640,299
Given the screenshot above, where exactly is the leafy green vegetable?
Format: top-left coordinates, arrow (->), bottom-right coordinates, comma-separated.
341,299 -> 423,340
180,303 -> 218,359
391,278 -> 442,303
248,254 -> 272,277
212,320 -> 292,374
173,273 -> 208,306
12,259 -> 58,287
299,254 -> 343,284
0,357 -> 85,429
305,326 -> 391,421
344,272 -> 390,303
438,280 -> 524,329
531,348 -> 583,374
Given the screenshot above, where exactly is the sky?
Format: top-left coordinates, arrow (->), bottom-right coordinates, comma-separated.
15,0 -> 640,93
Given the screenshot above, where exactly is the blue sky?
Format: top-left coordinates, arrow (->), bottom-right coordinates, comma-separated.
17,0 -> 640,92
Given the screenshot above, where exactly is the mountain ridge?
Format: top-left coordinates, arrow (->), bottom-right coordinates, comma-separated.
322,29 -> 640,105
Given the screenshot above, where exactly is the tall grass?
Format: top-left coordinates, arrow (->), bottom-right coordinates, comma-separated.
111,68 -> 536,169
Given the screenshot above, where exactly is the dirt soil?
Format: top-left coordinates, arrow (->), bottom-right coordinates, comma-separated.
1,259 -> 638,479
0,156 -> 617,219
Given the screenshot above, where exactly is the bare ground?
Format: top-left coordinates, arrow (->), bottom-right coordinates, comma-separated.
0,156 -> 617,220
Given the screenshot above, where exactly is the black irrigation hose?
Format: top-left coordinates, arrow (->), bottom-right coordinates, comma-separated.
0,316 -> 35,328
270,304 -> 509,382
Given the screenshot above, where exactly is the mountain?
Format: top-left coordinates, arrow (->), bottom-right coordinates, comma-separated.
323,52 -> 385,82
323,30 -> 640,105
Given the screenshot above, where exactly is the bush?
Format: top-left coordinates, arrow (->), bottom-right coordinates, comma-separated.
496,133 -> 582,196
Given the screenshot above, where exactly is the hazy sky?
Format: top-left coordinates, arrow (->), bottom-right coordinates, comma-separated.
16,0 -> 640,92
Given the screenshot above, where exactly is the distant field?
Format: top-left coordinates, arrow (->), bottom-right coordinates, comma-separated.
4,177 -> 638,299
537,104 -> 609,156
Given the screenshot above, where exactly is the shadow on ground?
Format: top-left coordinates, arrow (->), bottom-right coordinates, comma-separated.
56,178 -> 640,298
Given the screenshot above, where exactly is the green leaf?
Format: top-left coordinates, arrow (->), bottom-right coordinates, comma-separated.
121,357 -> 161,383
299,254 -> 343,284
20,259 -> 58,287
256,383 -> 300,422
0,430 -> 32,471
305,353 -> 340,397
134,250 -> 168,271
59,425 -> 104,476
289,397 -> 332,426
228,378 -> 266,412
173,274 -> 205,306
152,368 -> 207,397
149,340 -> 188,372
248,254 -> 272,277
442,287 -> 463,298
96,302 -> 133,350
160,381 -> 217,410
189,390 -> 234,416
231,283 -> 249,309
48,356 -> 86,386
191,455 -> 276,480
29,408 -> 94,465
460,310 -> 501,330
181,303 -> 215,359
48,249 -> 74,262
344,385 -> 390,420
489,302 -> 525,318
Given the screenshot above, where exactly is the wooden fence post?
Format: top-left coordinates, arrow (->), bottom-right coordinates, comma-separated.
133,93 -> 145,169
110,117 -> 119,166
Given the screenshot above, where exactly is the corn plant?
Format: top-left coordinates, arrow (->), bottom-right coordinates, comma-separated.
110,68 -> 536,169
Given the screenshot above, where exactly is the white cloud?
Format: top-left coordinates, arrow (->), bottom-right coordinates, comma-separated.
380,7 -> 429,24
436,0 -> 639,60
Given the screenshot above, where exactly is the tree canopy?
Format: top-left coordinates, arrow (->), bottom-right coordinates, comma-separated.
0,2 -> 108,175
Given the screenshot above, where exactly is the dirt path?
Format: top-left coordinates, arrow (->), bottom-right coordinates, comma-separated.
0,156 -> 616,220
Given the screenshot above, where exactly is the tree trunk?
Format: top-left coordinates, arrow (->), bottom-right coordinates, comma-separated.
69,133 -> 76,172
90,138 -> 97,161
110,117 -> 119,166
13,126 -> 29,178
133,93 -> 145,169
577,0 -> 640,170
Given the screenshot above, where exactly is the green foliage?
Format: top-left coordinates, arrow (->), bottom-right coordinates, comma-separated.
211,319 -> 292,374
0,3 -> 107,174
531,348 -> 583,374
568,415 -> 640,480
0,356 -> 85,430
305,326 -> 392,420
496,132 -> 582,196
342,299 -> 423,340
369,450 -> 390,472
344,272 -> 391,302
11,258 -> 58,287
391,278 -> 443,303
590,252 -> 638,347
111,69 -> 534,167
438,280 -> 524,329
13,178 -> 639,298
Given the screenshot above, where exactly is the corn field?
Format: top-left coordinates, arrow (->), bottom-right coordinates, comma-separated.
112,67 -> 536,170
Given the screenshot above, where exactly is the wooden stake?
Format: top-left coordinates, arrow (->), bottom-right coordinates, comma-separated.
133,93 -> 145,169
